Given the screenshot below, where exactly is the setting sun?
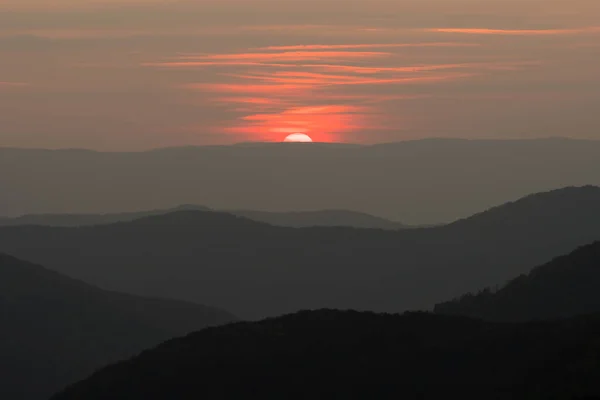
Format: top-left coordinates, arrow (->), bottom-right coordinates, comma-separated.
283,133 -> 313,143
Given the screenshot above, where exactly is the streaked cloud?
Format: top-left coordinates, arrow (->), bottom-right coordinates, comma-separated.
429,27 -> 600,36
256,42 -> 479,51
185,51 -> 392,63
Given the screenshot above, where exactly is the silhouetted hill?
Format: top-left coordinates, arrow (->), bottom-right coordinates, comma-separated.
0,204 -> 210,227
0,186 -> 599,319
0,253 -> 235,400
435,241 -> 600,321
232,209 -> 407,229
448,185 -> 600,229
3,186 -> 600,319
0,206 -> 407,229
2,138 -> 600,224
50,309 -> 600,400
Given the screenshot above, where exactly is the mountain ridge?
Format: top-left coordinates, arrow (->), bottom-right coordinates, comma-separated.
434,240 -> 600,321
0,206 -> 408,229
3,138 -> 600,224
3,137 -> 597,153
1,186 -> 599,319
446,185 -> 600,228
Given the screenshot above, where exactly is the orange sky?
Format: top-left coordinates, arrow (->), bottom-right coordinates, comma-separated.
1,0 -> 599,149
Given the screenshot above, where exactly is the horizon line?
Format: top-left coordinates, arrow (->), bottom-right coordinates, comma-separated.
0,136 -> 596,153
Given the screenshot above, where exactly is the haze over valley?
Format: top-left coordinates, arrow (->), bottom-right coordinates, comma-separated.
2,138 -> 600,225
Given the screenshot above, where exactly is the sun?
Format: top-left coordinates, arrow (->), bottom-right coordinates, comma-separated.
283,133 -> 313,143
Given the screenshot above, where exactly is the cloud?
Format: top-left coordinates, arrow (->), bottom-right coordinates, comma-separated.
216,97 -> 282,105
429,27 -> 600,36
186,83 -> 311,94
256,42 -> 480,51
218,71 -> 475,87
143,61 -> 293,68
184,51 -> 392,62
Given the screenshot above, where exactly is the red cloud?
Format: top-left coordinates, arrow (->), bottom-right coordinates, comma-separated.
429,27 -> 600,35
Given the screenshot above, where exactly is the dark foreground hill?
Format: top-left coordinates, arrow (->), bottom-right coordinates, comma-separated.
2,138 -> 600,225
0,206 -> 407,229
0,253 -> 235,400
51,309 -> 600,400
435,241 -> 600,321
0,186 -> 599,319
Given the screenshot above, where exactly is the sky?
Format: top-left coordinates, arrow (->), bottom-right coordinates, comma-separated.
1,0 -> 599,150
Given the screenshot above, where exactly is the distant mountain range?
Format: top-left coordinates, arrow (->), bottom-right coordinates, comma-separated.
50,309 -> 600,400
2,138 -> 600,225
0,206 -> 409,230
232,209 -> 410,229
0,205 -> 210,227
1,186 -> 599,319
435,241 -> 600,322
0,253 -> 235,400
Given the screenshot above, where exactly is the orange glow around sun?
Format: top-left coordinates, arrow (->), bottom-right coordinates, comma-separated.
174,49 -> 402,143
223,104 -> 368,143
167,43 -> 487,143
